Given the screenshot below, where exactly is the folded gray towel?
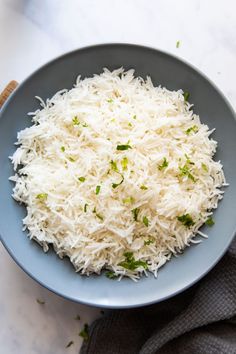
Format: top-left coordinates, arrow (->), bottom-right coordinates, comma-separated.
81,238 -> 236,354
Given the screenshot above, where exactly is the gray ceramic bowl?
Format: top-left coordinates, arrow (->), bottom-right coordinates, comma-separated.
0,44 -> 236,308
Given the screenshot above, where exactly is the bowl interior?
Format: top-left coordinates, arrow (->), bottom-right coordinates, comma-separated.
0,44 -> 236,308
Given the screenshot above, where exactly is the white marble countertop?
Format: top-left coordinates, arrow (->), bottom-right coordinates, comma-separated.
0,0 -> 235,353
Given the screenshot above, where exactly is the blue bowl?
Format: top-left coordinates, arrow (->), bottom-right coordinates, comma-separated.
0,44 -> 235,308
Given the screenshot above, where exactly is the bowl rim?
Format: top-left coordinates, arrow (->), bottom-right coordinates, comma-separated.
0,43 -> 235,308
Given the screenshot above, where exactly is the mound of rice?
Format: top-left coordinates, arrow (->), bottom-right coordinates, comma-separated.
10,68 -> 226,280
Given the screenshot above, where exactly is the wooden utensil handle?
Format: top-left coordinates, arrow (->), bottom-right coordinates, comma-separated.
0,80 -> 18,109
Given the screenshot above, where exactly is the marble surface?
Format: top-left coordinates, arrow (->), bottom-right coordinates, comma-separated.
0,0 -> 235,353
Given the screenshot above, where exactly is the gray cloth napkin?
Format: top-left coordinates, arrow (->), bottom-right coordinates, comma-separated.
81,238 -> 236,354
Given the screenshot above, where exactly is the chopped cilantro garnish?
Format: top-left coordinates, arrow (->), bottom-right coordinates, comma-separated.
177,214 -> 195,227
84,204 -> 88,212
105,271 -> 118,279
92,207 -> 103,220
144,238 -> 154,246
179,156 -> 195,181
69,157 -> 75,162
131,208 -> 140,221
107,98 -> 113,103
186,125 -> 198,135
66,341 -> 74,348
128,122 -> 132,127
158,157 -> 169,171
140,185 -> 148,190
184,154 -> 194,165
72,116 -> 80,125
74,315 -> 81,320
117,144 -> 132,151
36,299 -> 45,305
179,165 -> 196,182
112,174 -> 124,189
119,252 -> 148,271
96,213 -> 103,221
202,163 -> 208,172
61,146 -> 65,152
133,115 -> 137,119
79,324 -> 89,341
121,157 -> 128,170
123,196 -> 135,204
143,216 -> 149,227
176,40 -> 180,48
110,160 -> 118,172
183,91 -> 190,102
95,185 -> 101,195
205,216 -> 214,226
36,193 -> 48,201
78,176 -> 85,182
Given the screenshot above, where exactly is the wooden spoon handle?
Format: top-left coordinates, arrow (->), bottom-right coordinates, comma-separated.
0,80 -> 18,109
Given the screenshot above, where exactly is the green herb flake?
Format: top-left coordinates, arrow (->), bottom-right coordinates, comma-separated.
128,122 -> 132,127
205,216 -> 214,226
66,341 -> 74,348
144,238 -> 154,246
131,208 -> 140,221
116,144 -> 132,151
183,91 -> 190,102
158,157 -> 169,171
84,204 -> 88,212
112,174 -> 124,189
202,163 -> 208,172
177,214 -> 195,228
110,160 -> 118,172
123,196 -> 135,204
143,216 -> 149,227
72,116 -> 80,125
179,165 -> 196,182
121,157 -> 128,170
133,115 -> 137,119
186,125 -> 199,135
82,123 -> 88,127
61,146 -> 65,152
74,315 -> 81,320
176,40 -> 180,48
184,154 -> 194,165
78,176 -> 85,182
69,157 -> 75,162
105,271 -> 118,279
119,252 -> 148,271
36,193 -> 48,201
95,185 -> 101,195
79,324 -> 89,341
96,213 -> 104,221
140,185 -> 148,190
36,299 -> 45,305
107,98 -> 113,103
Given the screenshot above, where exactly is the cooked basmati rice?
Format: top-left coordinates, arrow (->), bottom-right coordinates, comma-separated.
10,68 -> 226,280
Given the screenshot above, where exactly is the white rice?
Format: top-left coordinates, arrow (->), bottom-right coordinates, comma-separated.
10,68 -> 226,280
